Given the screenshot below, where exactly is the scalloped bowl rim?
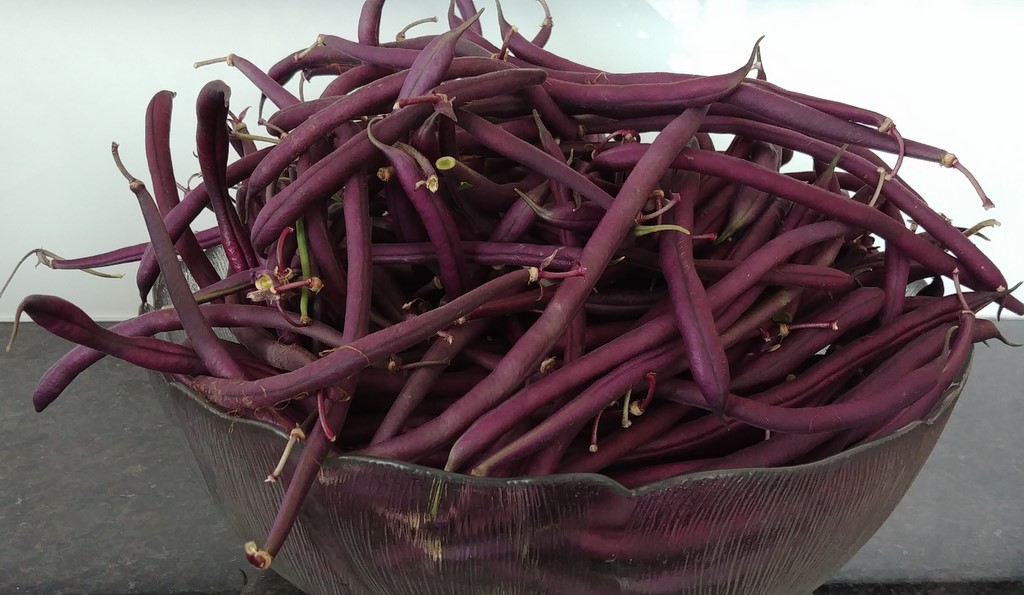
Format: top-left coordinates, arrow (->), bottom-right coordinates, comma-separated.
157,349 -> 971,498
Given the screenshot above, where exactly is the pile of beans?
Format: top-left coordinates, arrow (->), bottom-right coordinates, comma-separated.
7,0 -> 1019,570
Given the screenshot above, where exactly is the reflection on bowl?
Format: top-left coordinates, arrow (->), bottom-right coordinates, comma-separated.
148,359 -> 968,595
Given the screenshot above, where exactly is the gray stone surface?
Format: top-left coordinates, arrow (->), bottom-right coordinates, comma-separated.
2,321 -> 1022,594
831,323 -> 1024,583
0,323 -> 245,594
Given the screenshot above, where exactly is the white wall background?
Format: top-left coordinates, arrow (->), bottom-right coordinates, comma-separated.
1,0 -> 1021,320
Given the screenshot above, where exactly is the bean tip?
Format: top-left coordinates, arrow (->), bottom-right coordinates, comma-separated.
395,15 -> 438,42
110,142 -> 144,188
295,37 -> 322,61
244,541 -> 273,570
991,328 -> 1024,348
634,223 -> 691,237
536,0 -> 552,24
5,312 -> 21,353
193,55 -> 230,69
435,156 -> 458,171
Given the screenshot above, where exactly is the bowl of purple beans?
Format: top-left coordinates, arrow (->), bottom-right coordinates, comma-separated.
13,0 -> 1020,593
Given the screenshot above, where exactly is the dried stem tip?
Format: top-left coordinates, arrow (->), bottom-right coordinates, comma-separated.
396,16 -> 438,41
193,55 -> 233,68
265,426 -> 306,483
244,541 -> 273,569
588,410 -> 603,453
951,268 -> 974,314
621,389 -> 633,428
110,142 -> 143,188
631,372 -> 657,416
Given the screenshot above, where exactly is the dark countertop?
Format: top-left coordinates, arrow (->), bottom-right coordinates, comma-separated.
2,321 -> 1022,595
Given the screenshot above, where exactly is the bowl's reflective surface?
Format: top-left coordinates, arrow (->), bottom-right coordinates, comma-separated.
149,361 -> 969,595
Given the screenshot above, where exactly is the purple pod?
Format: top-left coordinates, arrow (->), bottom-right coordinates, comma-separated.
111,143 -> 245,380
517,190 -> 603,234
195,81 -> 256,273
396,9 -> 483,102
659,178 -> 732,416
